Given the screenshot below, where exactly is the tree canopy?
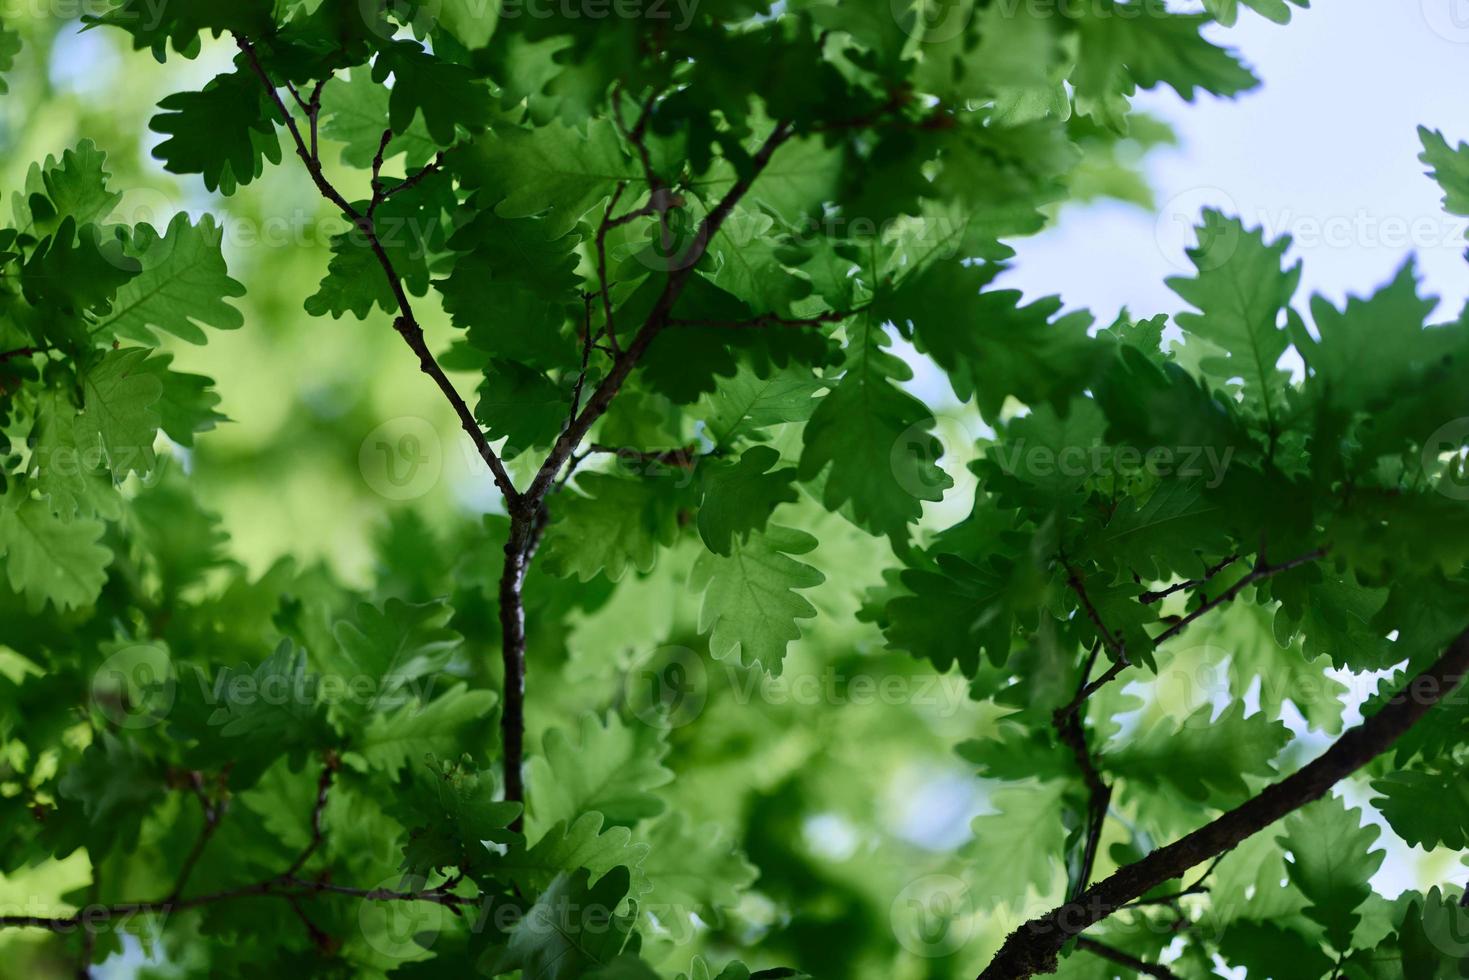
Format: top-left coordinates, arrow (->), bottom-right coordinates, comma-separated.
2,1 -> 1469,978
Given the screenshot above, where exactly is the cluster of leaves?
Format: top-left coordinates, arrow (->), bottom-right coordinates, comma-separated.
2,0 -> 1469,978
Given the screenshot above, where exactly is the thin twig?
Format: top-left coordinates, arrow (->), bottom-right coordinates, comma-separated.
376,152 -> 446,208
522,119 -> 796,506
1122,852 -> 1228,908
595,183 -> 629,355
285,80 -> 310,115
612,84 -> 662,192
587,443 -> 699,469
1054,643 -> 1111,900
0,753 -> 476,938
234,36 -> 519,505
287,895 -> 333,952
1074,938 -> 1179,980
165,771 -> 224,903
308,79 -> 325,163
1062,559 -> 1125,660
494,119 -> 798,812
1139,554 -> 1239,604
367,128 -> 393,213
1151,548 -> 1328,648
1055,547 -> 1328,722
567,295 -> 595,425
284,755 -> 336,877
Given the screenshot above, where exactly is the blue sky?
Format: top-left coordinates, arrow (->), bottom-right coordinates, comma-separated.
1003,0 -> 1469,323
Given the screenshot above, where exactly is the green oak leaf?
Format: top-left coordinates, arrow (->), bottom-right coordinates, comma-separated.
697,445 -> 798,555
76,347 -> 162,480
1277,796 -> 1385,951
98,213 -> 246,346
150,69 -> 283,194
798,313 -> 951,537
526,713 -> 673,835
0,492 -> 111,612
691,524 -> 825,675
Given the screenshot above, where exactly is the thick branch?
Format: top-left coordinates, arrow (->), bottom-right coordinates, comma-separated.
497,514 -> 535,831
977,626 -> 1469,980
235,36 -> 519,505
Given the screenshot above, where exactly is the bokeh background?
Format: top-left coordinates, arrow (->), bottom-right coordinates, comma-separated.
1,0 -> 1467,975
